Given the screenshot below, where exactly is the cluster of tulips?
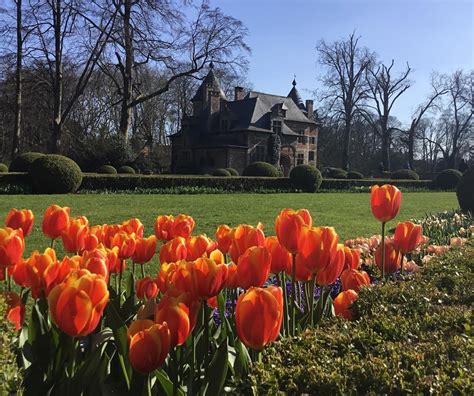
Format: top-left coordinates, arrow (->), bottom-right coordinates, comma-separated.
0,184 -> 452,394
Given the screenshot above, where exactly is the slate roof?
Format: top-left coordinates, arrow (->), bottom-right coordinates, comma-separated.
191,68 -> 227,102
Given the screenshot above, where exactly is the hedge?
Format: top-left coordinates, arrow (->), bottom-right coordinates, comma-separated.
0,173 -> 436,194
238,242 -> 473,395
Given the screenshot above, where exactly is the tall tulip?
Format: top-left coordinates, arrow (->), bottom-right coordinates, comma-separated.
375,239 -> 402,275
171,214 -> 195,239
237,246 -> 271,289
128,322 -> 170,374
333,289 -> 358,320
316,243 -> 345,286
48,270 -> 109,337
154,215 -> 174,241
342,246 -> 361,271
275,208 -> 312,254
235,286 -> 283,350
185,235 -> 217,261
215,224 -> 232,254
81,249 -> 109,281
264,236 -> 291,274
122,218 -> 144,238
298,226 -> 339,275
42,205 -> 70,240
228,224 -> 265,263
132,235 -> 157,265
136,277 -> 159,300
5,208 -> 34,237
0,227 -> 24,268
370,185 -> 402,278
340,269 -> 371,293
61,216 -> 89,253
159,237 -> 187,264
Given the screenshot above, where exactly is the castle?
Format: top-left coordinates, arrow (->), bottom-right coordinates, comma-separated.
171,64 -> 320,175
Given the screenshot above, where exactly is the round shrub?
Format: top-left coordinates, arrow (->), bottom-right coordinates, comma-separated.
96,165 -> 117,175
347,171 -> 364,179
242,162 -> 279,177
435,169 -> 462,189
290,164 -> 322,192
0,163 -> 8,173
225,167 -> 239,176
9,152 -> 44,172
391,169 -> 419,180
212,168 -> 231,177
326,167 -> 347,178
30,154 -> 82,194
117,165 -> 136,175
456,167 -> 474,214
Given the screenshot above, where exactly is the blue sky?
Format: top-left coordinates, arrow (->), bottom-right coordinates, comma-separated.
213,0 -> 473,124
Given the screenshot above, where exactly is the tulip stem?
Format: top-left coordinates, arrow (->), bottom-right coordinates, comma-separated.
400,253 -> 405,276
279,273 -> 288,337
146,373 -> 152,396
118,260 -> 125,300
141,264 -> 146,279
203,302 -> 210,372
50,238 -> 55,249
309,275 -> 316,327
381,222 -> 386,280
291,253 -> 297,336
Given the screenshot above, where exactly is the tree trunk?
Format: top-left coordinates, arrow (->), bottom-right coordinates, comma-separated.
407,120 -> 416,170
341,117 -> 351,170
381,131 -> 390,172
52,0 -> 63,153
118,0 -> 133,142
12,0 -> 22,159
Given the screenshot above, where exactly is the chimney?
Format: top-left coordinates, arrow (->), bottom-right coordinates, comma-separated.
234,86 -> 245,101
306,100 -> 314,119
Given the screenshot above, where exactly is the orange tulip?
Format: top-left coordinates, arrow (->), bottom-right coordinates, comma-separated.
275,208 -> 312,254
333,289 -> 359,320
316,243 -> 345,286
132,235 -> 157,264
128,321 -> 170,374
293,254 -> 313,281
48,270 -> 109,337
57,255 -> 82,284
5,208 -> 34,237
185,235 -> 217,261
375,239 -> 402,274
111,231 -> 136,260
101,224 -> 122,248
224,263 -> 239,289
13,248 -> 59,298
2,291 -> 25,331
154,292 -> 194,347
0,227 -> 24,268
61,216 -> 89,253
122,218 -> 144,238
228,224 -> 265,263
156,262 -> 179,293
173,257 -> 228,300
42,205 -> 70,239
340,269 -> 371,293
81,249 -> 109,281
370,184 -> 402,223
83,231 -> 99,251
393,221 -> 422,253
159,237 -> 187,264
171,214 -> 195,239
154,215 -> 174,241
136,277 -> 159,300
264,236 -> 291,274
237,246 -> 271,289
209,249 -> 225,264
127,319 -> 155,341
215,225 -> 232,254
298,226 -> 339,274
342,247 -> 361,271
235,286 -> 283,350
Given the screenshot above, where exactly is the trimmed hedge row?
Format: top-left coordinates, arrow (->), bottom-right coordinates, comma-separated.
238,243 -> 473,395
0,173 -> 436,193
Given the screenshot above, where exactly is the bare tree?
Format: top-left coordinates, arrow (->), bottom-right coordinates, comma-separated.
316,32 -> 375,170
361,60 -> 411,171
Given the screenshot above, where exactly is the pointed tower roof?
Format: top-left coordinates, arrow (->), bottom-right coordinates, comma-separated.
287,77 -> 306,111
191,63 -> 227,102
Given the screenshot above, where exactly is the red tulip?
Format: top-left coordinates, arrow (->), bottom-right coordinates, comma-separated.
228,224 -> 265,263
5,208 -> 34,237
333,289 -> 358,320
264,236 -> 291,274
2,291 -> 25,331
111,231 -> 136,260
215,224 -> 232,254
122,218 -> 144,238
235,286 -> 283,350
101,224 -> 122,248
136,277 -> 159,300
171,214 -> 195,239
375,239 -> 402,274
132,235 -> 157,264
275,208 -> 312,254
61,216 -> 89,253
185,235 -> 217,261
0,227 -> 24,268
128,321 -> 170,373
156,262 -> 179,293
340,269 -> 371,293
81,249 -> 109,281
237,246 -> 271,289
42,205 -> 70,239
370,184 -> 402,223
316,243 -> 345,286
298,226 -> 339,275
224,263 -> 239,289
393,221 -> 422,253
154,215 -> 174,241
342,246 -> 361,271
48,270 -> 109,336
159,237 -> 187,264
293,254 -> 313,281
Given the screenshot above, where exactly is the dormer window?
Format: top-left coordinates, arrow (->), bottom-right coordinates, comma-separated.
272,120 -> 282,133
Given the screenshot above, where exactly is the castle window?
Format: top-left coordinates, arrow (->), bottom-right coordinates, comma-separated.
272,120 -> 282,133
256,146 -> 265,161
297,153 -> 304,165
310,136 -> 316,144
309,151 -> 315,161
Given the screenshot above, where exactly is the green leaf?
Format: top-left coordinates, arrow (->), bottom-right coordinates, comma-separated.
205,339 -> 229,396
155,369 -> 184,396
234,340 -> 251,376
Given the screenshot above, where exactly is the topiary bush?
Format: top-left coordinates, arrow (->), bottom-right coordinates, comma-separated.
96,165 -> 117,175
347,171 -> 364,179
456,167 -> 474,214
0,163 -> 8,173
242,162 -> 280,177
391,169 -> 420,180
226,167 -> 239,176
212,168 -> 231,177
434,169 -> 462,189
325,167 -> 348,179
289,164 -> 322,192
117,165 -> 136,175
29,154 -> 83,194
9,152 -> 44,172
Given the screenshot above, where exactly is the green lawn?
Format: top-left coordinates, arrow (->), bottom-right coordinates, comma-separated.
0,192 -> 458,254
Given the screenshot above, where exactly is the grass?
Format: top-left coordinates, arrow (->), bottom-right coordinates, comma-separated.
0,192 -> 458,254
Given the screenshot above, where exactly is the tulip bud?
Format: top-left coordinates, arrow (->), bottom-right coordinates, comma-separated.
0,227 -> 25,268
333,289 -> 358,320
370,184 -> 401,223
275,208 -> 312,254
5,208 -> 34,237
42,205 -> 70,239
237,246 -> 271,289
393,221 -> 422,253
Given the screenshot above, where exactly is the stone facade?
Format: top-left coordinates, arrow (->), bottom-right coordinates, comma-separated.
171,65 -> 320,175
